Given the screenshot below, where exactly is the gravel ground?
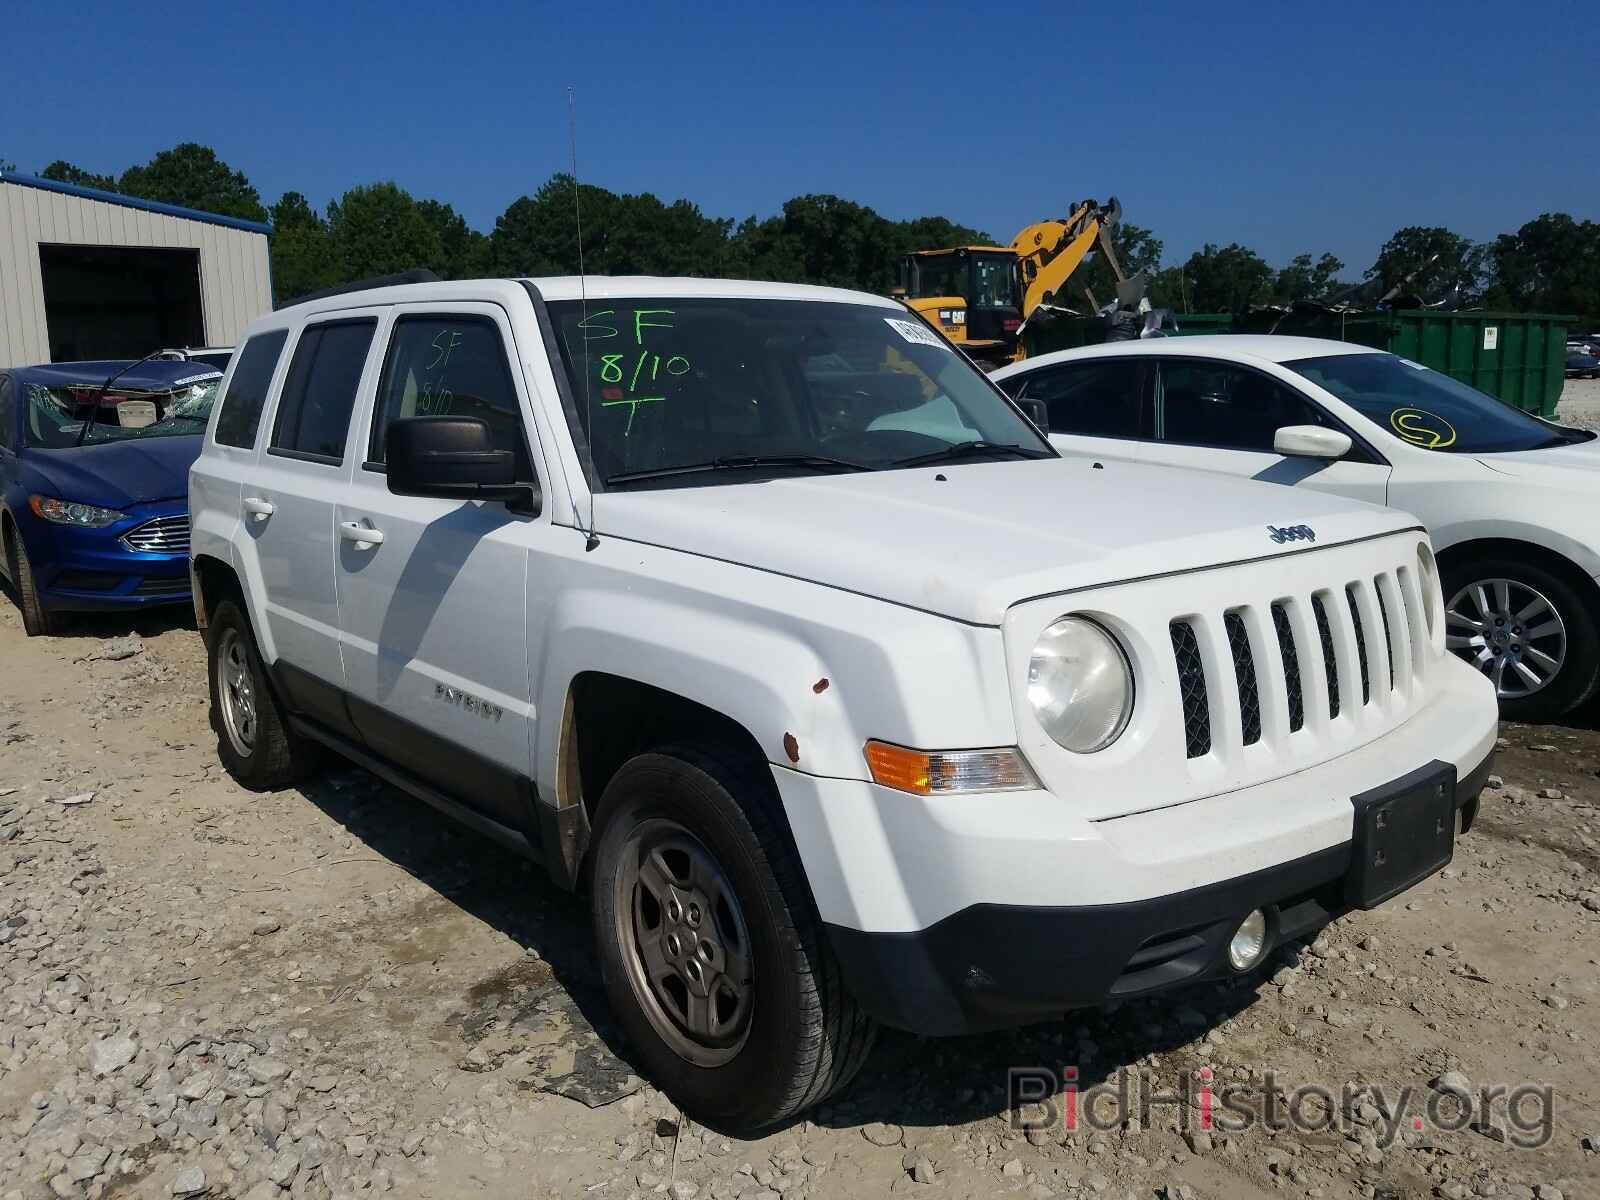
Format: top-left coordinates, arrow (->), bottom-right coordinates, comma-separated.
1555,377 -> 1600,429
1,603 -> 1597,1200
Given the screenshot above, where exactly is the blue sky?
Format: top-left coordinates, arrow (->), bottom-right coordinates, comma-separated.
5,0 -> 1593,275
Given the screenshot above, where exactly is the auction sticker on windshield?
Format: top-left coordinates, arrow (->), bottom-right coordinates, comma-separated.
885,317 -> 949,348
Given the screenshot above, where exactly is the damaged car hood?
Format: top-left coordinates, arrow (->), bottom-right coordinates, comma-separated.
593,458 -> 1418,625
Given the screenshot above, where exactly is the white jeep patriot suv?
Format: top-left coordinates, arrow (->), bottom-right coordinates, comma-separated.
189,275 -> 1498,1131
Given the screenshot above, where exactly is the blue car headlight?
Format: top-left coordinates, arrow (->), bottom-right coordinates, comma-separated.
29,494 -> 126,528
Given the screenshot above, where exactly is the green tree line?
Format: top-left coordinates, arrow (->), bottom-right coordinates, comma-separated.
23,143 -> 1600,319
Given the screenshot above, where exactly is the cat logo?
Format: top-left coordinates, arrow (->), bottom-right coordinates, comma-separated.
1267,524 -> 1317,545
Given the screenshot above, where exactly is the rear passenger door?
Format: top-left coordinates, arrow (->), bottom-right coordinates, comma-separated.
333,305 -> 539,835
1138,358 -> 1391,504
246,314 -> 381,731
0,374 -> 17,563
1006,359 -> 1150,463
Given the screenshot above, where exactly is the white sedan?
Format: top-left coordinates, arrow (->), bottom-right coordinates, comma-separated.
994,336 -> 1600,719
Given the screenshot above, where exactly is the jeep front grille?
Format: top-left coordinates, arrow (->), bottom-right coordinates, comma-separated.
122,514 -> 189,555
1169,564 -> 1428,761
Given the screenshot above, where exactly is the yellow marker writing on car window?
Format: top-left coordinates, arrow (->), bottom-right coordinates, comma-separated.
1390,408 -> 1457,450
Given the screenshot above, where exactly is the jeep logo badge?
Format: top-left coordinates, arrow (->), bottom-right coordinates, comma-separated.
1267,524 -> 1316,544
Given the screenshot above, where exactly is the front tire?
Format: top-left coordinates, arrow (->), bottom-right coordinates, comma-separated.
1442,556 -> 1600,721
7,533 -> 56,637
589,745 -> 876,1133
206,598 -> 317,789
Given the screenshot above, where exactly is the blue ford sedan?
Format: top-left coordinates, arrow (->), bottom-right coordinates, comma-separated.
0,360 -> 222,635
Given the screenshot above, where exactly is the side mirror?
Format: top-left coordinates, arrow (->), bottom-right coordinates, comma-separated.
1016,396 -> 1050,434
386,416 -> 537,509
1274,424 -> 1351,460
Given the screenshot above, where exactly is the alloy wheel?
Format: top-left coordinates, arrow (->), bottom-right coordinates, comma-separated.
614,817 -> 754,1067
1445,577 -> 1567,699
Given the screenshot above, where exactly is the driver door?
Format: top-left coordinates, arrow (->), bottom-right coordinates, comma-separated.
1136,357 -> 1391,505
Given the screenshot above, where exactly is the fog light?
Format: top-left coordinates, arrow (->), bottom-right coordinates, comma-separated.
1227,910 -> 1268,971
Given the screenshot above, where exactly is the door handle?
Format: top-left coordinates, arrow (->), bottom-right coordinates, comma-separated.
242,496 -> 275,521
338,521 -> 384,547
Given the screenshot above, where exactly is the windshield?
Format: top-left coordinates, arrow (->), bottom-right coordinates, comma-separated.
22,377 -> 221,449
546,297 -> 1051,487
1285,353 -> 1587,454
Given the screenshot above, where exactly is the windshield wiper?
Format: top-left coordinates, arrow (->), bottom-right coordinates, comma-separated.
605,454 -> 872,486
889,440 -> 1053,468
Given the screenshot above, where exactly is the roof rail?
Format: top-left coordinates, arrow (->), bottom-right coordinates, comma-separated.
277,268 -> 441,310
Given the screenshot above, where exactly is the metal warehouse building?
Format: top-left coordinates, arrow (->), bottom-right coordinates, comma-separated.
0,171 -> 271,367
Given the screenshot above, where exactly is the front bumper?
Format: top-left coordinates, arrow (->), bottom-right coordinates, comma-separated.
773,656 -> 1498,1036
30,509 -> 191,612
826,752 -> 1491,1035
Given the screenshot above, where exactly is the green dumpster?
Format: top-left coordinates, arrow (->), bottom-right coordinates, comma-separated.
1025,308 -> 1574,417
1022,311 -> 1232,357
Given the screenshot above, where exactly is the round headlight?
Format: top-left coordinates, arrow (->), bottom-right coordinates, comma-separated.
1028,616 -> 1134,753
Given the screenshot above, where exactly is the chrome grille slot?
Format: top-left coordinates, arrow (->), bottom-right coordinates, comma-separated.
1224,611 -> 1262,746
1311,594 -> 1341,719
1170,621 -> 1211,759
122,515 -> 190,555
1271,602 -> 1305,733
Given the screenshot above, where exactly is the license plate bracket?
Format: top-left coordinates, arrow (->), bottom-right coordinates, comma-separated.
1346,761 -> 1456,909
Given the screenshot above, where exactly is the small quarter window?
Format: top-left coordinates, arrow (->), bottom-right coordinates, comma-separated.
0,375 -> 14,450
270,320 -> 377,464
214,330 -> 289,449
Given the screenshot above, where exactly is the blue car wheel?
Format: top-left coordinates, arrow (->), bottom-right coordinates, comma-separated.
5,531 -> 57,636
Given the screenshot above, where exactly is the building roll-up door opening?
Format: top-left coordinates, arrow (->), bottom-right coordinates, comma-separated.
38,244 -> 205,362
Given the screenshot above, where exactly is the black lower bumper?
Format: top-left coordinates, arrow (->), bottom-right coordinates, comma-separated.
826,751 -> 1494,1037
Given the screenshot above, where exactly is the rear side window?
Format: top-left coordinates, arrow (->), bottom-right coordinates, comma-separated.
1016,360 -> 1148,438
270,320 -> 377,464
368,315 -> 531,476
214,330 -> 288,449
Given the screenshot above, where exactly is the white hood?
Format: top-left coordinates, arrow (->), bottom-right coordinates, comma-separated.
593,458 -> 1417,625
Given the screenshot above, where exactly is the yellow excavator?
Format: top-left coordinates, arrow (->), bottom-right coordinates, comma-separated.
896,197 -> 1126,367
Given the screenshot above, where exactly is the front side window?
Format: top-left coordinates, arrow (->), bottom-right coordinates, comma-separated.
1158,359 -> 1335,452
546,297 -> 1051,487
271,319 -> 377,463
369,315 -> 531,476
215,330 -> 289,449
1017,360 -> 1147,438
1286,352 -> 1591,454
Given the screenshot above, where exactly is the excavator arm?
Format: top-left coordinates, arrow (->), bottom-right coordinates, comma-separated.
1010,197 -> 1124,318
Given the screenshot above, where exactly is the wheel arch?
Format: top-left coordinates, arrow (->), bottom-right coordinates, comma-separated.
191,552 -> 246,631
546,671 -> 804,894
1433,536 -> 1600,610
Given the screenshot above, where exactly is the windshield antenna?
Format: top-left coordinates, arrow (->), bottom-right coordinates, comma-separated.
569,86 -> 599,552
74,350 -> 164,447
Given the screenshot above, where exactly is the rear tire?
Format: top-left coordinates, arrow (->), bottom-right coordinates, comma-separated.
206,598 -> 318,789
1442,555 -> 1600,721
6,532 -> 56,637
589,744 -> 876,1133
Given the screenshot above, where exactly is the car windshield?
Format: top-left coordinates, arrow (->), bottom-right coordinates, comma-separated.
546,297 -> 1051,487
22,377 -> 221,449
1285,352 -> 1588,454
